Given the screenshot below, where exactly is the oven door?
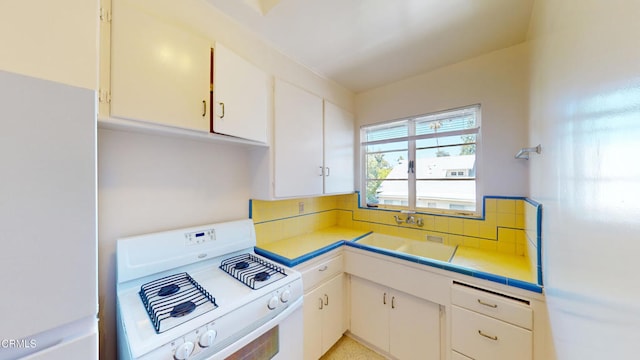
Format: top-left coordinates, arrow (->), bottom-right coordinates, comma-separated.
205,297 -> 303,360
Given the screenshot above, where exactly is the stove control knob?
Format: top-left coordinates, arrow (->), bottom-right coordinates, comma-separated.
268,295 -> 279,310
280,289 -> 291,303
199,329 -> 217,348
174,341 -> 195,360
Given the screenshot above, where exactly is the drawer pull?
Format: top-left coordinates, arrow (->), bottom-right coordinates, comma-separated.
477,299 -> 498,308
318,265 -> 328,272
478,330 -> 498,341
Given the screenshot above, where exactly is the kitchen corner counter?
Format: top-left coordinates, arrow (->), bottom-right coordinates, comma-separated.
255,227 -> 542,293
255,226 -> 370,266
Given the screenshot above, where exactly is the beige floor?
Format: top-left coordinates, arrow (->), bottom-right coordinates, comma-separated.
320,336 -> 386,360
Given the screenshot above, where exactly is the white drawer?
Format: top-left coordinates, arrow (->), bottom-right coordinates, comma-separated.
451,284 -> 532,329
300,254 -> 343,292
452,306 -> 532,360
452,351 -> 473,360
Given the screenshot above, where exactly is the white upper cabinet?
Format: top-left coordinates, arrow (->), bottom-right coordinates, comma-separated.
273,79 -> 354,198
323,100 -> 355,194
213,43 -> 269,144
274,79 -> 324,198
110,0 -> 211,132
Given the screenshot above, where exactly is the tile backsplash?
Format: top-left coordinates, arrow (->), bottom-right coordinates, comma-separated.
251,192 -> 542,283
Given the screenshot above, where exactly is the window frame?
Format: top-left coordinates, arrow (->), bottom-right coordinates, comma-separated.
360,104 -> 482,216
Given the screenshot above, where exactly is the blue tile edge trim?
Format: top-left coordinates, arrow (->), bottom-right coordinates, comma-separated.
255,231 -> 374,267
256,239 -> 542,294
536,203 -> 543,286
255,241 -> 346,268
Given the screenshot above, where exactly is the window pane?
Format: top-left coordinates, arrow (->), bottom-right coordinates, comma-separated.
416,147 -> 476,178
366,140 -> 408,153
416,134 -> 476,150
364,121 -> 408,142
370,180 -> 409,207
365,150 -> 407,205
415,110 -> 477,136
365,151 -> 408,180
416,180 -> 476,211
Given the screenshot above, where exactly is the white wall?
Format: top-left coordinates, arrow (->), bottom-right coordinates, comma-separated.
527,0 -> 640,358
355,43 -> 530,201
98,129 -> 253,359
0,0 -> 98,90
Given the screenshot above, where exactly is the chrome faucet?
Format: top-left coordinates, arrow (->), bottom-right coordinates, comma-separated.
394,211 -> 424,227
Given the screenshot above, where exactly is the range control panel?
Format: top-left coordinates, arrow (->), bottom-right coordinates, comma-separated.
184,229 -> 216,246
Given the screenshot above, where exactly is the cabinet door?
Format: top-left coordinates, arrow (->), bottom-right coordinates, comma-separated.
323,101 -> 354,194
389,291 -> 441,360
303,287 -> 324,360
111,0 -> 210,131
350,277 -> 389,351
213,43 -> 269,143
274,79 -> 323,197
321,274 -> 346,354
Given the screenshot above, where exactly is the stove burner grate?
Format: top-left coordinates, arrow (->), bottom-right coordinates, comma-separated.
139,272 -> 217,333
219,253 -> 287,290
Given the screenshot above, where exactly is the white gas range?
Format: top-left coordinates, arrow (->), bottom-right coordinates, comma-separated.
116,219 -> 303,360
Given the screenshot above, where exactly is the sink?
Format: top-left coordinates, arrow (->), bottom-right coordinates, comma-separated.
356,233 -> 457,262
357,233 -> 406,250
396,241 -> 456,262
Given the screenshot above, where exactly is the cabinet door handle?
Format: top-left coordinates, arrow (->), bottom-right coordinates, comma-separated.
202,100 -> 207,117
218,102 -> 225,119
324,294 -> 329,306
318,166 -> 324,176
319,298 -> 323,310
478,330 -> 498,341
318,265 -> 328,272
391,296 -> 395,309
383,293 -> 387,305
477,299 -> 498,308
325,167 -> 330,176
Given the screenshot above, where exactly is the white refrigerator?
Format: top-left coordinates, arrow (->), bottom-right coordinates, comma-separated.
0,70 -> 98,359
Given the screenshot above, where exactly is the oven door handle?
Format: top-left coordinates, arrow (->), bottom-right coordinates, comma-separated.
207,297 -> 303,360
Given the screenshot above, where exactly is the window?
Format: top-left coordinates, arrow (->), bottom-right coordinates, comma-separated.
361,104 -> 480,214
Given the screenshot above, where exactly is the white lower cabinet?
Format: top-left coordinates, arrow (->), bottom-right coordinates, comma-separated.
298,254 -> 346,360
451,283 -> 533,360
350,276 -> 441,360
304,274 -> 345,360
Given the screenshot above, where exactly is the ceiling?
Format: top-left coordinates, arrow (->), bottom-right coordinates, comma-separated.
205,0 -> 534,93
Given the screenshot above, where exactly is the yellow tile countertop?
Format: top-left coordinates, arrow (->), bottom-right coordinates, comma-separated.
257,226 -> 369,260
255,227 -> 542,293
451,246 -> 536,283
